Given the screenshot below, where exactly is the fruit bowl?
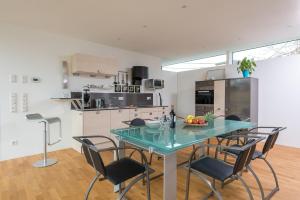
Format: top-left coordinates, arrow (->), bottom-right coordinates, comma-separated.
183,121 -> 208,127
184,115 -> 208,127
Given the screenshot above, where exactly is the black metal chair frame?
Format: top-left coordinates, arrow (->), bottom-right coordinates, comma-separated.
219,126 -> 287,200
205,115 -> 249,156
185,136 -> 264,200
73,135 -> 152,200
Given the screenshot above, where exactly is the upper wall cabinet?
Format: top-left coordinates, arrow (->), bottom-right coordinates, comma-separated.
70,53 -> 118,77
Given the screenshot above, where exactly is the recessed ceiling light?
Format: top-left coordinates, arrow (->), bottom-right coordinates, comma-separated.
181,5 -> 187,8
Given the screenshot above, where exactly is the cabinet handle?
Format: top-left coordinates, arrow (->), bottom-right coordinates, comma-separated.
96,111 -> 100,114
134,114 -> 138,117
149,112 -> 152,115
217,108 -> 221,111
118,109 -> 122,113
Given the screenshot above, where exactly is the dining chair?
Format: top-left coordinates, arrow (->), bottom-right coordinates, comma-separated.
185,136 -> 264,200
205,115 -> 245,156
216,115 -> 245,143
130,118 -> 146,126
221,126 -> 286,200
73,135 -> 152,200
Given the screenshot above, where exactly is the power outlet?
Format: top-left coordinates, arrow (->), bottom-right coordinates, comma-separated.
10,92 -> 18,113
22,93 -> 28,112
22,75 -> 28,84
9,74 -> 17,83
11,140 -> 18,146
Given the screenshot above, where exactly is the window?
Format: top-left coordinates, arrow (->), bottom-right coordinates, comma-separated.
233,39 -> 300,62
162,54 -> 226,72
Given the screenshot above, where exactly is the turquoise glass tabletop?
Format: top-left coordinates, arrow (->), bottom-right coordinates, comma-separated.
111,119 -> 255,155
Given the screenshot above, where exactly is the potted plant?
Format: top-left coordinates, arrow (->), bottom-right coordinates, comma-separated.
204,112 -> 215,127
237,57 -> 256,78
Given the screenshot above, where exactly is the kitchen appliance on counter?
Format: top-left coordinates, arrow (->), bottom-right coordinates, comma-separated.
82,85 -> 91,109
95,98 -> 105,108
132,66 -> 148,85
144,79 -> 164,89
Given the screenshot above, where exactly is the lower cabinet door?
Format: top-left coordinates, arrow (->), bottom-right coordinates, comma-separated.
71,111 -> 84,152
110,109 -> 130,142
129,109 -> 143,120
83,110 -> 111,144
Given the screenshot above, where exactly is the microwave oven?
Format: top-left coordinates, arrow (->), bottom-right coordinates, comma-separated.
144,79 -> 164,89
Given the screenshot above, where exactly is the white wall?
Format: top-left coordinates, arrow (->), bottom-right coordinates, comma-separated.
177,55 -> 300,148
0,24 -> 177,160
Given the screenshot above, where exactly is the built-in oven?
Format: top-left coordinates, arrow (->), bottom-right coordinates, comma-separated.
195,90 -> 214,104
195,81 -> 214,116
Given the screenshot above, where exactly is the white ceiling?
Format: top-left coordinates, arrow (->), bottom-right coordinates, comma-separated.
1,0 -> 300,64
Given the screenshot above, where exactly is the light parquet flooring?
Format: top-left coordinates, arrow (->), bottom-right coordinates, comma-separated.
0,143 -> 299,200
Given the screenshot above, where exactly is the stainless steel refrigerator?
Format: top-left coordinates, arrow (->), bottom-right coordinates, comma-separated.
225,78 -> 258,124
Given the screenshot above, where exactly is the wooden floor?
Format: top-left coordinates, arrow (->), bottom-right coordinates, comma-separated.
0,143 -> 299,200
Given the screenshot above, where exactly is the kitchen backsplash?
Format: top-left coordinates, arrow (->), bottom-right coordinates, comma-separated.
71,92 -> 153,108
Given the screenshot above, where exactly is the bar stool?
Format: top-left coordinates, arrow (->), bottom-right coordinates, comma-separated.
26,113 -> 62,168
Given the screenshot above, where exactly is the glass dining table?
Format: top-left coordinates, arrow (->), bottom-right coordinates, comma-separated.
111,119 -> 254,200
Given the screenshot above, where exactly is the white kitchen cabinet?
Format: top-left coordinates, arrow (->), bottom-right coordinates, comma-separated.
83,110 -> 111,144
71,111 -> 84,152
70,53 -> 118,76
129,107 -> 169,120
101,57 -> 118,76
111,109 -> 130,129
71,53 -> 100,74
140,108 -> 156,120
214,80 -> 225,116
129,108 -> 143,120
156,107 -> 169,119
110,109 -> 130,141
71,107 -> 171,153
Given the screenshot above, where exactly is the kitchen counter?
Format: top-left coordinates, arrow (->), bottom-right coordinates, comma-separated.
72,105 -> 169,111
71,105 -> 170,152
